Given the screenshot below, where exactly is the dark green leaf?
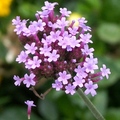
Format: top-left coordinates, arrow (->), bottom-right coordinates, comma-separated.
38,99 -> 58,120
93,91 -> 108,115
0,107 -> 40,120
105,108 -> 120,120
97,23 -> 120,44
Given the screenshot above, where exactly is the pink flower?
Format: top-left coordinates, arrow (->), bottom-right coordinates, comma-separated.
65,84 -> 76,95
73,76 -> 85,87
16,51 -> 28,63
25,100 -> 36,119
81,44 -> 94,56
12,1 -> 111,101
55,17 -> 69,29
25,56 -> 41,69
84,55 -> 98,73
47,50 -> 60,62
80,33 -> 93,44
52,80 -> 63,91
74,65 -> 87,78
13,75 -> 22,86
23,73 -> 36,88
24,42 -> 37,55
39,45 -> 52,56
12,16 -> 21,25
42,1 -> 58,11
84,81 -> 98,96
57,71 -> 71,85
60,8 -> 71,17
100,64 -> 111,79
35,19 -> 46,31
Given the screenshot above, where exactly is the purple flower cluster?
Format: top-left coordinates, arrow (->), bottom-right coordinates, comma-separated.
12,1 -> 111,115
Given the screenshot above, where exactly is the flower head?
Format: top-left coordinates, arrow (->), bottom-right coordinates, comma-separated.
13,1 -> 111,118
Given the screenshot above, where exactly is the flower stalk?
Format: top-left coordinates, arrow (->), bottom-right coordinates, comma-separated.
77,88 -> 105,120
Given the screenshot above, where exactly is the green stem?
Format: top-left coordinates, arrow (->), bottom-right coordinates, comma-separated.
77,88 -> 105,120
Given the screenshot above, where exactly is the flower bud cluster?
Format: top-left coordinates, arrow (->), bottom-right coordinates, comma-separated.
13,1 -> 111,97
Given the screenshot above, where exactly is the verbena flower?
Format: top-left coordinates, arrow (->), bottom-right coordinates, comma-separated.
12,1 -> 111,118
25,100 -> 36,119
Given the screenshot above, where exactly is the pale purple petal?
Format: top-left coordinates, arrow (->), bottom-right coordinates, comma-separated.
100,64 -> 111,79
65,84 -> 75,95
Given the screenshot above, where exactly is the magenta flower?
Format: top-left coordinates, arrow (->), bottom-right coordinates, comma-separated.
25,100 -> 36,119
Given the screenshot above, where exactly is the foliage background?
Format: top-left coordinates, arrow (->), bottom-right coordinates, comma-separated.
0,0 -> 120,120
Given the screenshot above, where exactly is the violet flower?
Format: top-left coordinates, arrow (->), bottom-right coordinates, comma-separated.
25,100 -> 36,119
12,1 -> 111,119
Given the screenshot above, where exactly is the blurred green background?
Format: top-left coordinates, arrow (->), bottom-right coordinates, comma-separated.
0,0 -> 120,120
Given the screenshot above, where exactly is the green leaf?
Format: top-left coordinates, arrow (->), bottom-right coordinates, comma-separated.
97,23 -> 120,44
38,99 -> 58,120
85,0 -> 102,11
105,108 -> 120,120
0,107 -> 40,120
0,96 -> 11,106
93,91 -> 108,115
56,94 -> 76,119
18,3 -> 40,18
0,41 -> 7,60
